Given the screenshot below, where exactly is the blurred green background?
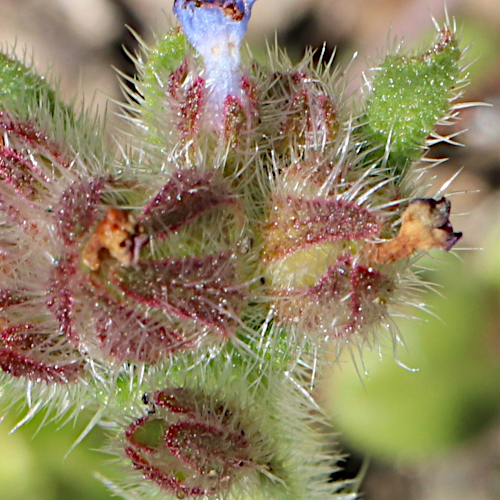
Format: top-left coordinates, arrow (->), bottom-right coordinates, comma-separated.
0,411 -> 111,500
0,1 -> 500,499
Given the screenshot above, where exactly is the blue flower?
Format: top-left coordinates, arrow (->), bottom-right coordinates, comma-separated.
173,0 -> 258,124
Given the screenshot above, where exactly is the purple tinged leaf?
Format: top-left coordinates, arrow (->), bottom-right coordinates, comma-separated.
165,420 -> 249,475
124,386 -> 265,498
0,322 -> 82,383
54,177 -> 106,244
264,195 -> 380,261
178,76 -> 206,141
0,112 -> 69,167
276,256 -> 394,339
47,257 -> 79,343
0,147 -> 42,198
114,251 -> 246,337
93,291 -> 186,364
125,445 -> 203,498
150,387 -> 235,426
0,112 -> 69,201
152,387 -> 199,416
344,264 -> 393,335
0,348 -> 82,383
138,168 -> 237,240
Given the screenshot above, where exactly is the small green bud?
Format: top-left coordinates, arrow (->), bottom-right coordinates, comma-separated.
362,26 -> 463,177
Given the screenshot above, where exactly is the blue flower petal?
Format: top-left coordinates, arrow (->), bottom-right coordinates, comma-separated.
173,0 -> 258,123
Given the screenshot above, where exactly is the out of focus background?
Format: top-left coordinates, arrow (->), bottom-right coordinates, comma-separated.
0,1 -> 500,499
